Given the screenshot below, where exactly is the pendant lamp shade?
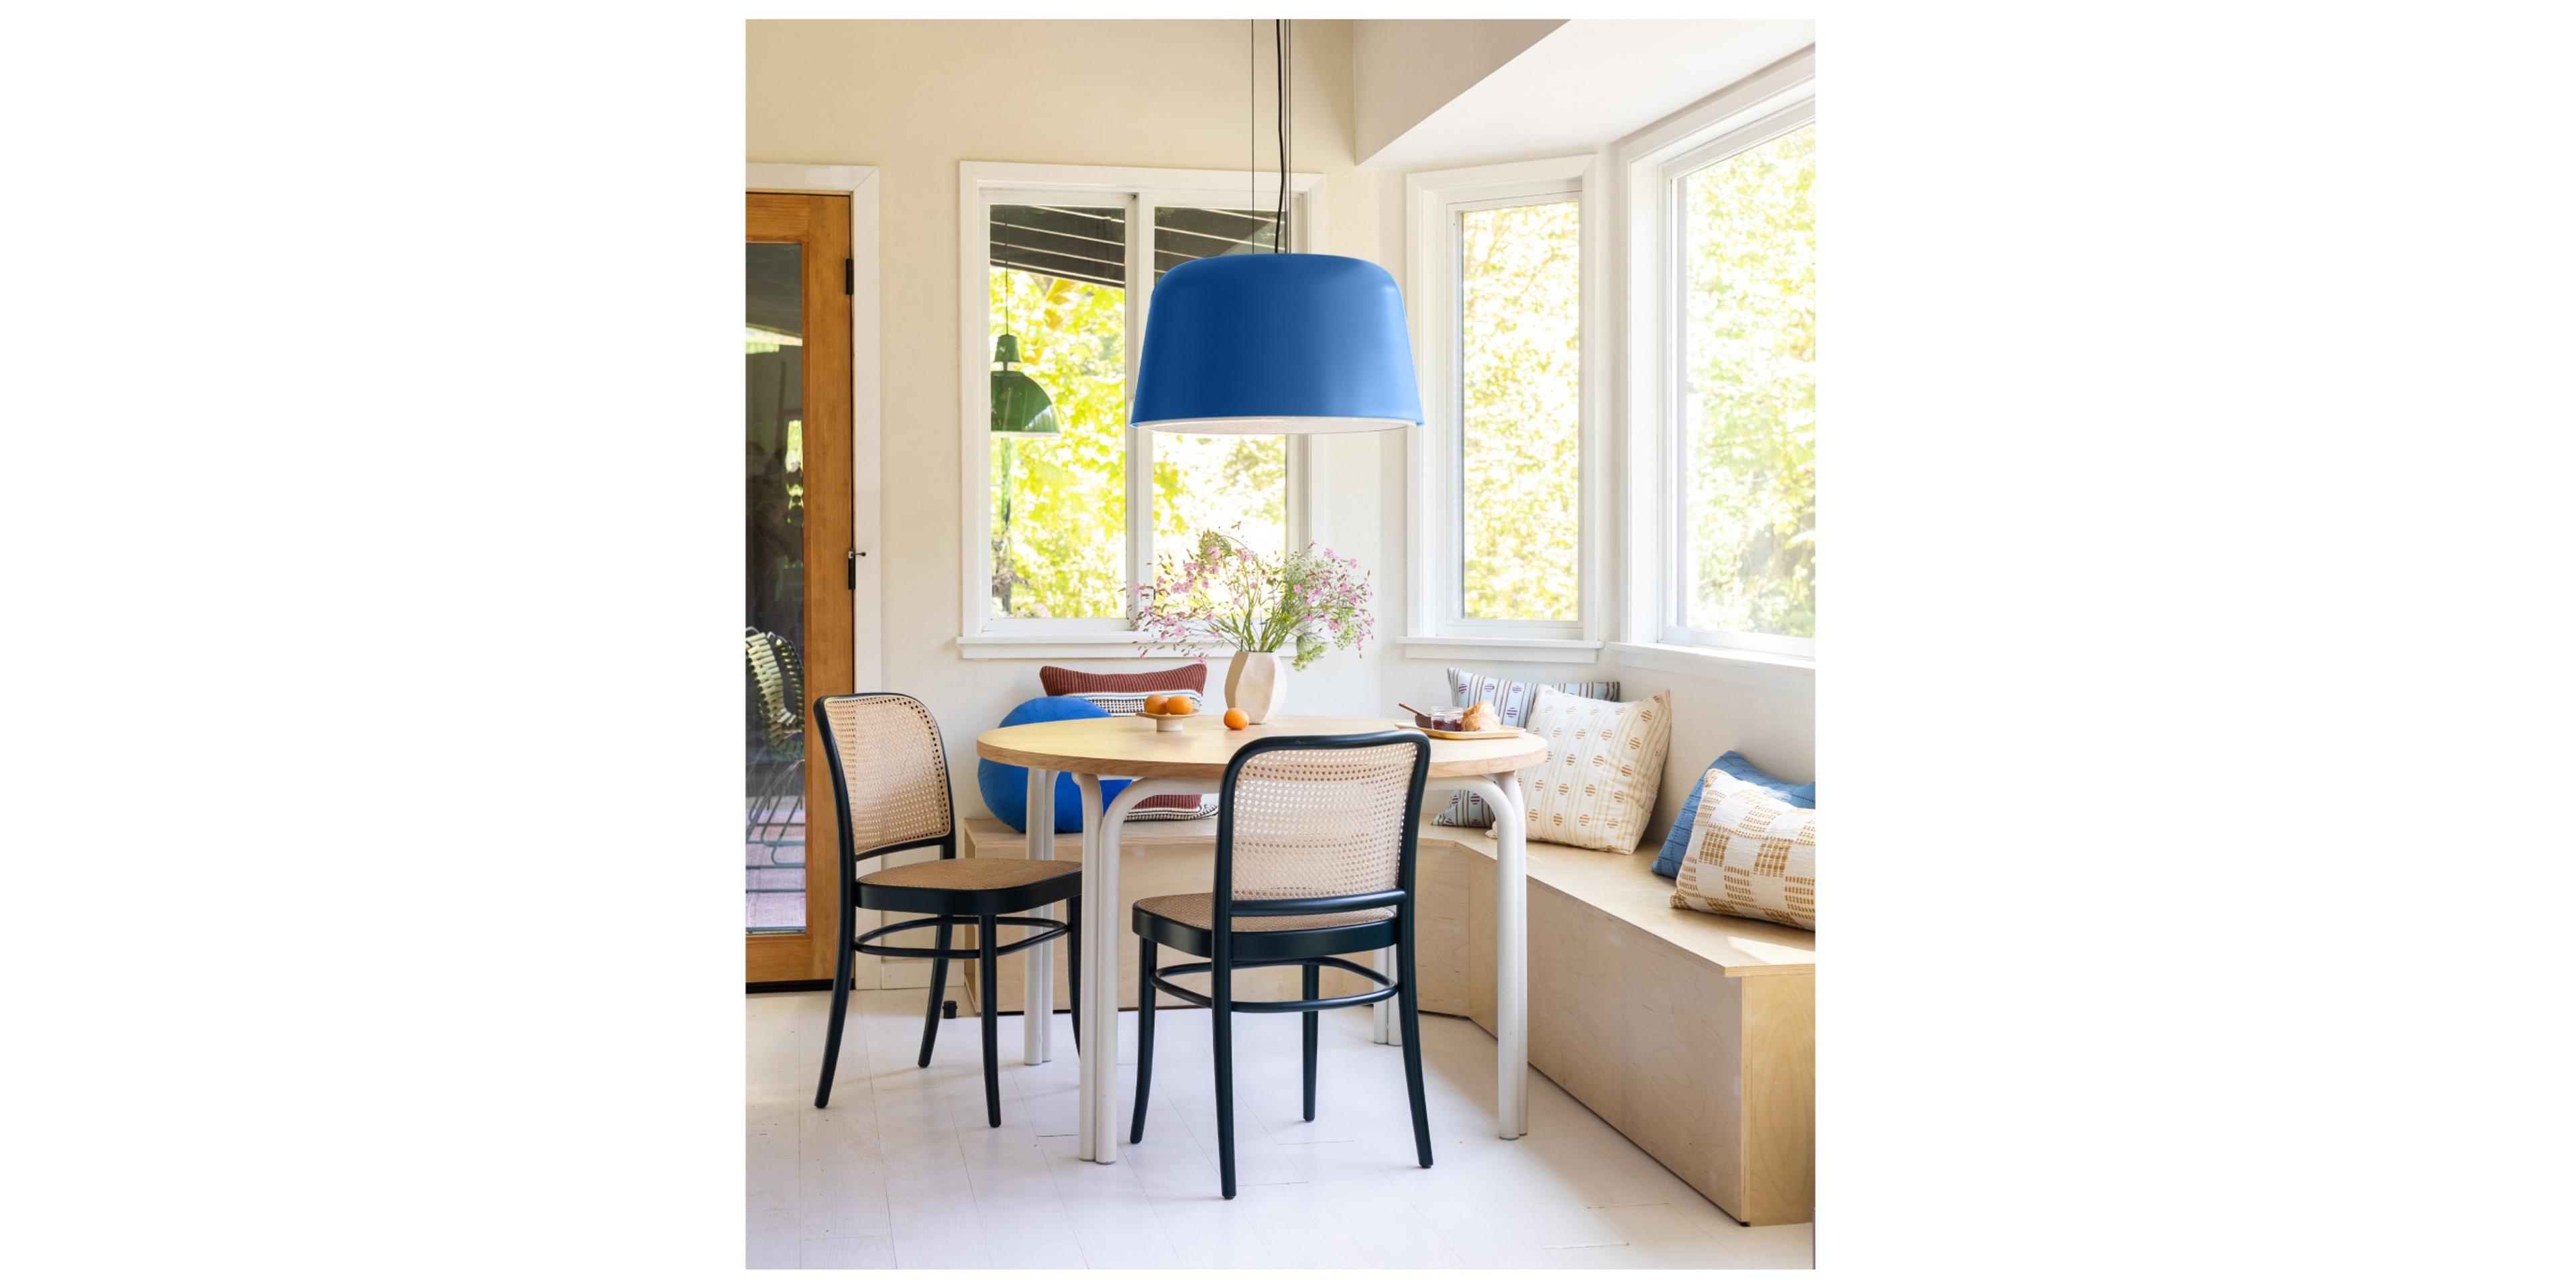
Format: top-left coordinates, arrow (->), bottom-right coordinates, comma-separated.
989,334 -> 1059,437
1131,253 -> 1421,434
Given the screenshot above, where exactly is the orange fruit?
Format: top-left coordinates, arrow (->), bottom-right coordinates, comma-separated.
1142,694 -> 1170,715
1223,708 -> 1248,731
1165,695 -> 1197,716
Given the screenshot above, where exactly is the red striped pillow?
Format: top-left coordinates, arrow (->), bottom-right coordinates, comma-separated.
1036,663 -> 1215,818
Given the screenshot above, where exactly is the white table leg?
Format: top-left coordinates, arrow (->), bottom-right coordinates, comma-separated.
1078,776 -> 1212,1166
1022,769 -> 1057,1065
1073,773 -> 1103,1159
1490,769 -> 1528,1138
1087,776 -> 1126,1164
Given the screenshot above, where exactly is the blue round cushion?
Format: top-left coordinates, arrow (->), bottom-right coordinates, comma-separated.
975,696 -> 1134,833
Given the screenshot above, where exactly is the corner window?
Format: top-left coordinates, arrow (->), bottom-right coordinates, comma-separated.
1407,157 -> 1597,647
1676,121 -> 1815,643
1631,92 -> 1815,657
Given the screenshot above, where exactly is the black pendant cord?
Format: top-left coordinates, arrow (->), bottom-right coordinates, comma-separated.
1248,19 -> 1256,223
1274,19 -> 1289,251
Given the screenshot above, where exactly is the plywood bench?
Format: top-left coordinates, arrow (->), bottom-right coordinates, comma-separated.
1413,826 -> 1813,1226
958,812 -> 1815,1226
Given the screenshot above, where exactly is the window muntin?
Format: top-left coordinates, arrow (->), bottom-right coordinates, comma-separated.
1456,197 -> 1582,624
1670,117 -> 1815,647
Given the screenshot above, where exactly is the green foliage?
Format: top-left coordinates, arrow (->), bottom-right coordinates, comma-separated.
989,268 -> 1127,619
989,263 -> 1288,621
1684,125 -> 1815,638
1460,200 -> 1582,622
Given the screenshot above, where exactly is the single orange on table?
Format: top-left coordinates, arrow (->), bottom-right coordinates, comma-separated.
1142,694 -> 1171,716
1165,694 -> 1197,716
1222,708 -> 1248,731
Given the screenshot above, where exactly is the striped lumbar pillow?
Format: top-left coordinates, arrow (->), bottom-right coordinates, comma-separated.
1669,767 -> 1817,930
1036,663 -> 1218,820
1430,667 -> 1619,828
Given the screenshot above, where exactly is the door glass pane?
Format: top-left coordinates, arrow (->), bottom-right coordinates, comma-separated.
989,203 -> 1127,620
1680,123 -> 1815,638
745,242 -> 806,934
1458,199 -> 1581,621
1152,207 -> 1287,561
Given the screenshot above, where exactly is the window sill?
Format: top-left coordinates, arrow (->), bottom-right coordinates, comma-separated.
955,633 -> 1244,661
1396,636 -> 1604,665
1605,640 -> 1815,688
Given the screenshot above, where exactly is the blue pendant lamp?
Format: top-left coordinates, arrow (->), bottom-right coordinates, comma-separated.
1132,19 -> 1420,435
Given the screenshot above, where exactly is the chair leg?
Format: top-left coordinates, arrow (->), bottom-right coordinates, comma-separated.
1399,918 -> 1434,1169
917,920 -> 952,1069
1212,955 -> 1236,1199
1302,961 -> 1320,1122
814,896 -> 856,1108
1130,936 -> 1156,1143
978,914 -> 1002,1128
1067,896 -> 1082,1056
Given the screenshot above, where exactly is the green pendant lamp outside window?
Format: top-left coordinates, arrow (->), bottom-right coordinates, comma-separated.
990,333 -> 1057,437
989,213 -> 1059,437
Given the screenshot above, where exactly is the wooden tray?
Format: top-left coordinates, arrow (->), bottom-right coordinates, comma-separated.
1391,720 -> 1521,741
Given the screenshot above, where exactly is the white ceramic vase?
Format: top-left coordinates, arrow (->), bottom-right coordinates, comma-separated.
1224,650 -> 1288,724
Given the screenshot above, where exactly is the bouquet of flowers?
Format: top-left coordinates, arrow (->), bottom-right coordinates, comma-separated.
1132,528 -> 1373,669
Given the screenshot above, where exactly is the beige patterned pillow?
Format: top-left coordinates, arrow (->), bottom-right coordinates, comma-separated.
1670,768 -> 1817,930
1518,688 -> 1670,853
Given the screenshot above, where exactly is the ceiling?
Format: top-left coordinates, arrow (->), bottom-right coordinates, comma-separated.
1362,19 -> 1817,169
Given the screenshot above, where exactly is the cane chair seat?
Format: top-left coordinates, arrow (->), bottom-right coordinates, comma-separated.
1134,892 -> 1391,934
859,857 -> 1079,890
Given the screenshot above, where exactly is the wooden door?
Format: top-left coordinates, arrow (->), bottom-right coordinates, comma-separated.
746,192 -> 853,984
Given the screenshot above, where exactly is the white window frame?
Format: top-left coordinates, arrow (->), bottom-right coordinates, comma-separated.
1619,50 -> 1817,661
956,162 -> 1320,659
1402,154 -> 1604,661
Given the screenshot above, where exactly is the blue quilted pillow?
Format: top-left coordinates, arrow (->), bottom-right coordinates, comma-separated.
974,696 -> 1132,833
1650,751 -> 1816,879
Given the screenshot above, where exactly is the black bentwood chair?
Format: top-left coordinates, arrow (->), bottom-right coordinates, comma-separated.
1128,731 -> 1435,1198
810,693 -> 1082,1127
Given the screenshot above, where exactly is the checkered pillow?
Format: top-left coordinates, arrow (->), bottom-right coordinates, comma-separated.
1670,768 -> 1817,930
1430,667 -> 1618,827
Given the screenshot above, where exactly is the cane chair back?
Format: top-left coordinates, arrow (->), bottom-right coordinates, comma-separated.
1217,734 -> 1432,914
812,693 -> 956,861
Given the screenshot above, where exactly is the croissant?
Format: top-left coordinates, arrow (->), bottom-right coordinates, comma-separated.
1461,700 -> 1499,732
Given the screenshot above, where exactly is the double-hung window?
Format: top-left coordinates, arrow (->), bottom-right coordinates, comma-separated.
958,164 -> 1313,655
1405,156 -> 1600,653
1633,88 -> 1816,656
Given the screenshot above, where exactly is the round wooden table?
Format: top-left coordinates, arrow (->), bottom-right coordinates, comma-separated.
975,713 -> 1548,1165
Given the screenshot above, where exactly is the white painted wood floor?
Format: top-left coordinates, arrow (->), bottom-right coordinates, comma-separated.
748,986 -> 1815,1269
